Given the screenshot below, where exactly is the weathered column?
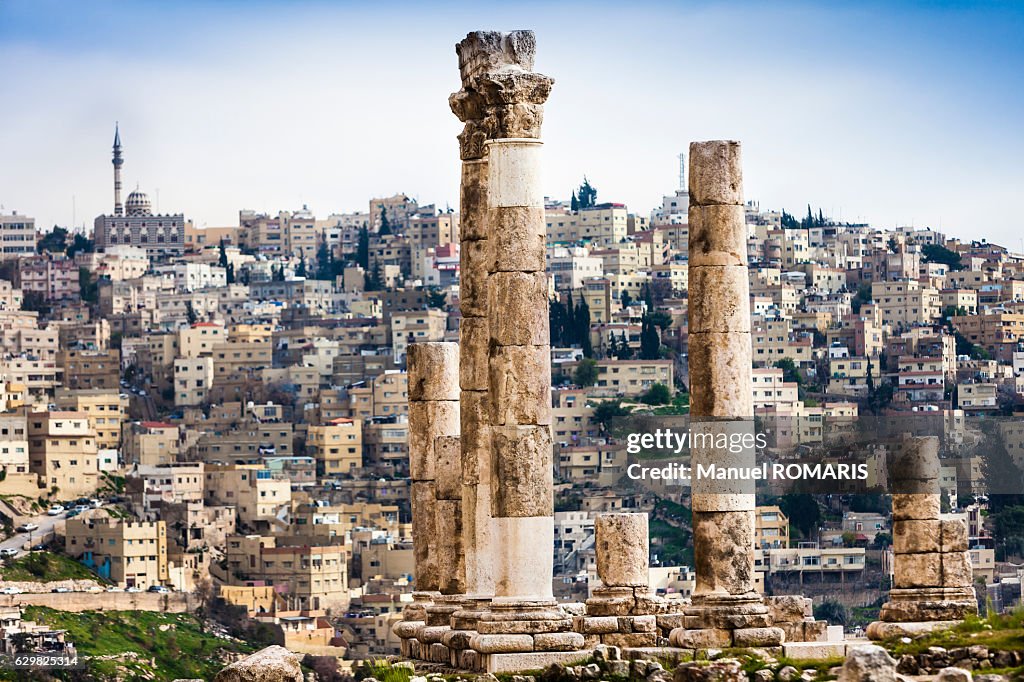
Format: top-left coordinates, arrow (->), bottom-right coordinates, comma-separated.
670,141 -> 782,649
576,513 -> 666,647
394,342 -> 460,659
461,30 -> 584,665
867,436 -> 977,639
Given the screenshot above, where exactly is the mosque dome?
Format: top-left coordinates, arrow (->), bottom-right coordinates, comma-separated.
125,188 -> 152,216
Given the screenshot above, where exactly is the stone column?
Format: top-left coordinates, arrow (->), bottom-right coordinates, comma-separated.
394,341 -> 460,658
867,436 -> 977,639
669,141 -> 782,650
576,513 -> 666,648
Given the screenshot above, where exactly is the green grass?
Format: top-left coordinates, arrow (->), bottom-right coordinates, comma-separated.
886,608 -> 1024,656
0,551 -> 99,582
10,607 -> 255,681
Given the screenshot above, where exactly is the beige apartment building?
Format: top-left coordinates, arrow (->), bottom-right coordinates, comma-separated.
204,464 -> 291,529
0,211 -> 37,259
0,409 -> 29,475
593,359 -> 674,398
545,204 -> 631,248
28,411 -> 98,497
177,322 -> 227,358
60,348 -> 121,391
755,505 -> 790,550
308,418 -> 363,477
952,312 -> 1024,361
123,421 -> 180,467
174,356 -> 215,406
871,280 -> 941,328
226,535 -> 348,611
54,388 -> 128,450
65,518 -> 168,589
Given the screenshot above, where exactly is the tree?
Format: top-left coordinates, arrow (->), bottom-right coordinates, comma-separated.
577,177 -> 597,209
37,226 -> 69,254
570,190 -> 579,212
573,358 -> 599,387
356,226 -> 370,269
640,315 -> 661,360
813,599 -> 849,626
79,267 -> 98,304
621,290 -> 632,308
851,282 -> 873,314
427,290 -> 447,309
640,382 -> 671,405
649,311 -> 673,332
774,358 -> 803,386
66,233 -> 93,258
218,239 -> 229,268
922,243 -> 964,271
296,254 -> 307,278
21,291 -> 50,316
365,261 -> 383,291
593,399 -> 630,432
615,331 -> 633,360
549,298 -> 567,346
226,262 -> 235,284
565,290 -> 577,345
871,532 -> 892,549
576,296 -> 593,358
780,493 -> 821,538
378,206 -> 391,235
780,210 -> 800,229
185,301 -> 198,325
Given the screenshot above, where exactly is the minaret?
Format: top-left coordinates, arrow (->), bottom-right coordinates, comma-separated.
112,123 -> 124,216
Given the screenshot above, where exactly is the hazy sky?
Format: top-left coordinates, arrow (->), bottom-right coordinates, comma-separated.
1,1 -> 1022,245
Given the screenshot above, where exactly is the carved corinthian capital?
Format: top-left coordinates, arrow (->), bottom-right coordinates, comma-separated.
450,30 -> 554,160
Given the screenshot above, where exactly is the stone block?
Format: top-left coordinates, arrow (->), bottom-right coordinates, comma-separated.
429,642 -> 450,663
766,595 -> 812,624
803,620 -> 828,642
491,516 -> 555,599
411,481 -> 439,591
214,645 -> 303,682
866,620 -> 961,640
459,159 -> 489,239
443,629 -> 475,650
533,632 -> 585,651
408,342 -> 460,401
669,627 -> 732,649
688,140 -> 743,206
584,596 -> 634,617
942,550 -> 974,587
940,517 -> 969,553
890,436 -> 940,485
893,519 -> 941,554
459,317 -> 489,390
477,618 -> 572,635
457,648 -> 479,671
409,400 -> 459,481
628,615 -> 657,633
460,390 -> 489,485
481,651 -> 591,674
460,238 -> 490,318
491,425 -> 553,517
781,641 -> 847,661
688,266 -> 751,334
486,206 -> 546,273
778,621 -> 805,642
732,627 -> 785,647
687,332 -> 753,417
601,632 -> 658,648
434,436 -> 462,500
487,139 -> 543,208
435,500 -> 465,594
691,510 -> 756,595
488,271 -> 549,345
687,204 -> 748,266
488,344 -> 551,426
891,493 -> 941,521
579,616 -> 620,634
656,613 -> 688,631
893,552 -> 942,589
595,513 -> 649,587
470,633 -> 535,654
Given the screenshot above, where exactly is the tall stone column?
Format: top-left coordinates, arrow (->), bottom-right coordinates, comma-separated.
394,342 -> 460,659
867,436 -> 977,639
670,141 -> 782,649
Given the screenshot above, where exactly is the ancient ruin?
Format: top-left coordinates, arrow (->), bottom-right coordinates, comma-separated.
867,436 -> 978,639
392,28 -> 980,676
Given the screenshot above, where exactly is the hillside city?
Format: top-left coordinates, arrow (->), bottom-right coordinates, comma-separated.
0,129 -> 1023,677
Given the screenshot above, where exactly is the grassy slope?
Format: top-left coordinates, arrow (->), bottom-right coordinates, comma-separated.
0,552 -> 99,582
4,607 -> 254,681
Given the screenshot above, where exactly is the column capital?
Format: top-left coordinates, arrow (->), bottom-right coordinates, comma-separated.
450,30 -> 553,160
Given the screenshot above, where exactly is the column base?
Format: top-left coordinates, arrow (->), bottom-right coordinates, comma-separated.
866,620 -> 962,640
877,587 -> 978,623
470,598 -> 584,653
668,592 -> 787,648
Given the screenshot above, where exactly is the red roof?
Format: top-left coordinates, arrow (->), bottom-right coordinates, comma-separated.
141,421 -> 177,430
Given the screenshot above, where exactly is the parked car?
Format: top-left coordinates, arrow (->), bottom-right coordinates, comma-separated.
0,548 -> 18,558
30,543 -> 47,551
126,586 -> 142,593
64,509 -> 81,519
147,585 -> 170,593
0,586 -> 22,594
50,587 -> 70,593
89,499 -> 102,509
106,586 -> 124,592
15,523 -> 38,533
46,505 -> 65,516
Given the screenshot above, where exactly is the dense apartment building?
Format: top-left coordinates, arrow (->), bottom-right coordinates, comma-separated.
0,211 -> 37,260
65,518 -> 168,589
28,410 -> 98,497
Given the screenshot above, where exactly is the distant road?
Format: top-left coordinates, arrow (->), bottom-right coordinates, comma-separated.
0,512 -> 64,552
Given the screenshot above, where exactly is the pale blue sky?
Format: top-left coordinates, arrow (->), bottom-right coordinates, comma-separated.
1,1 -> 1022,245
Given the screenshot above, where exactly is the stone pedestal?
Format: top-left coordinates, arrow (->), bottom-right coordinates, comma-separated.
868,436 -> 977,640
